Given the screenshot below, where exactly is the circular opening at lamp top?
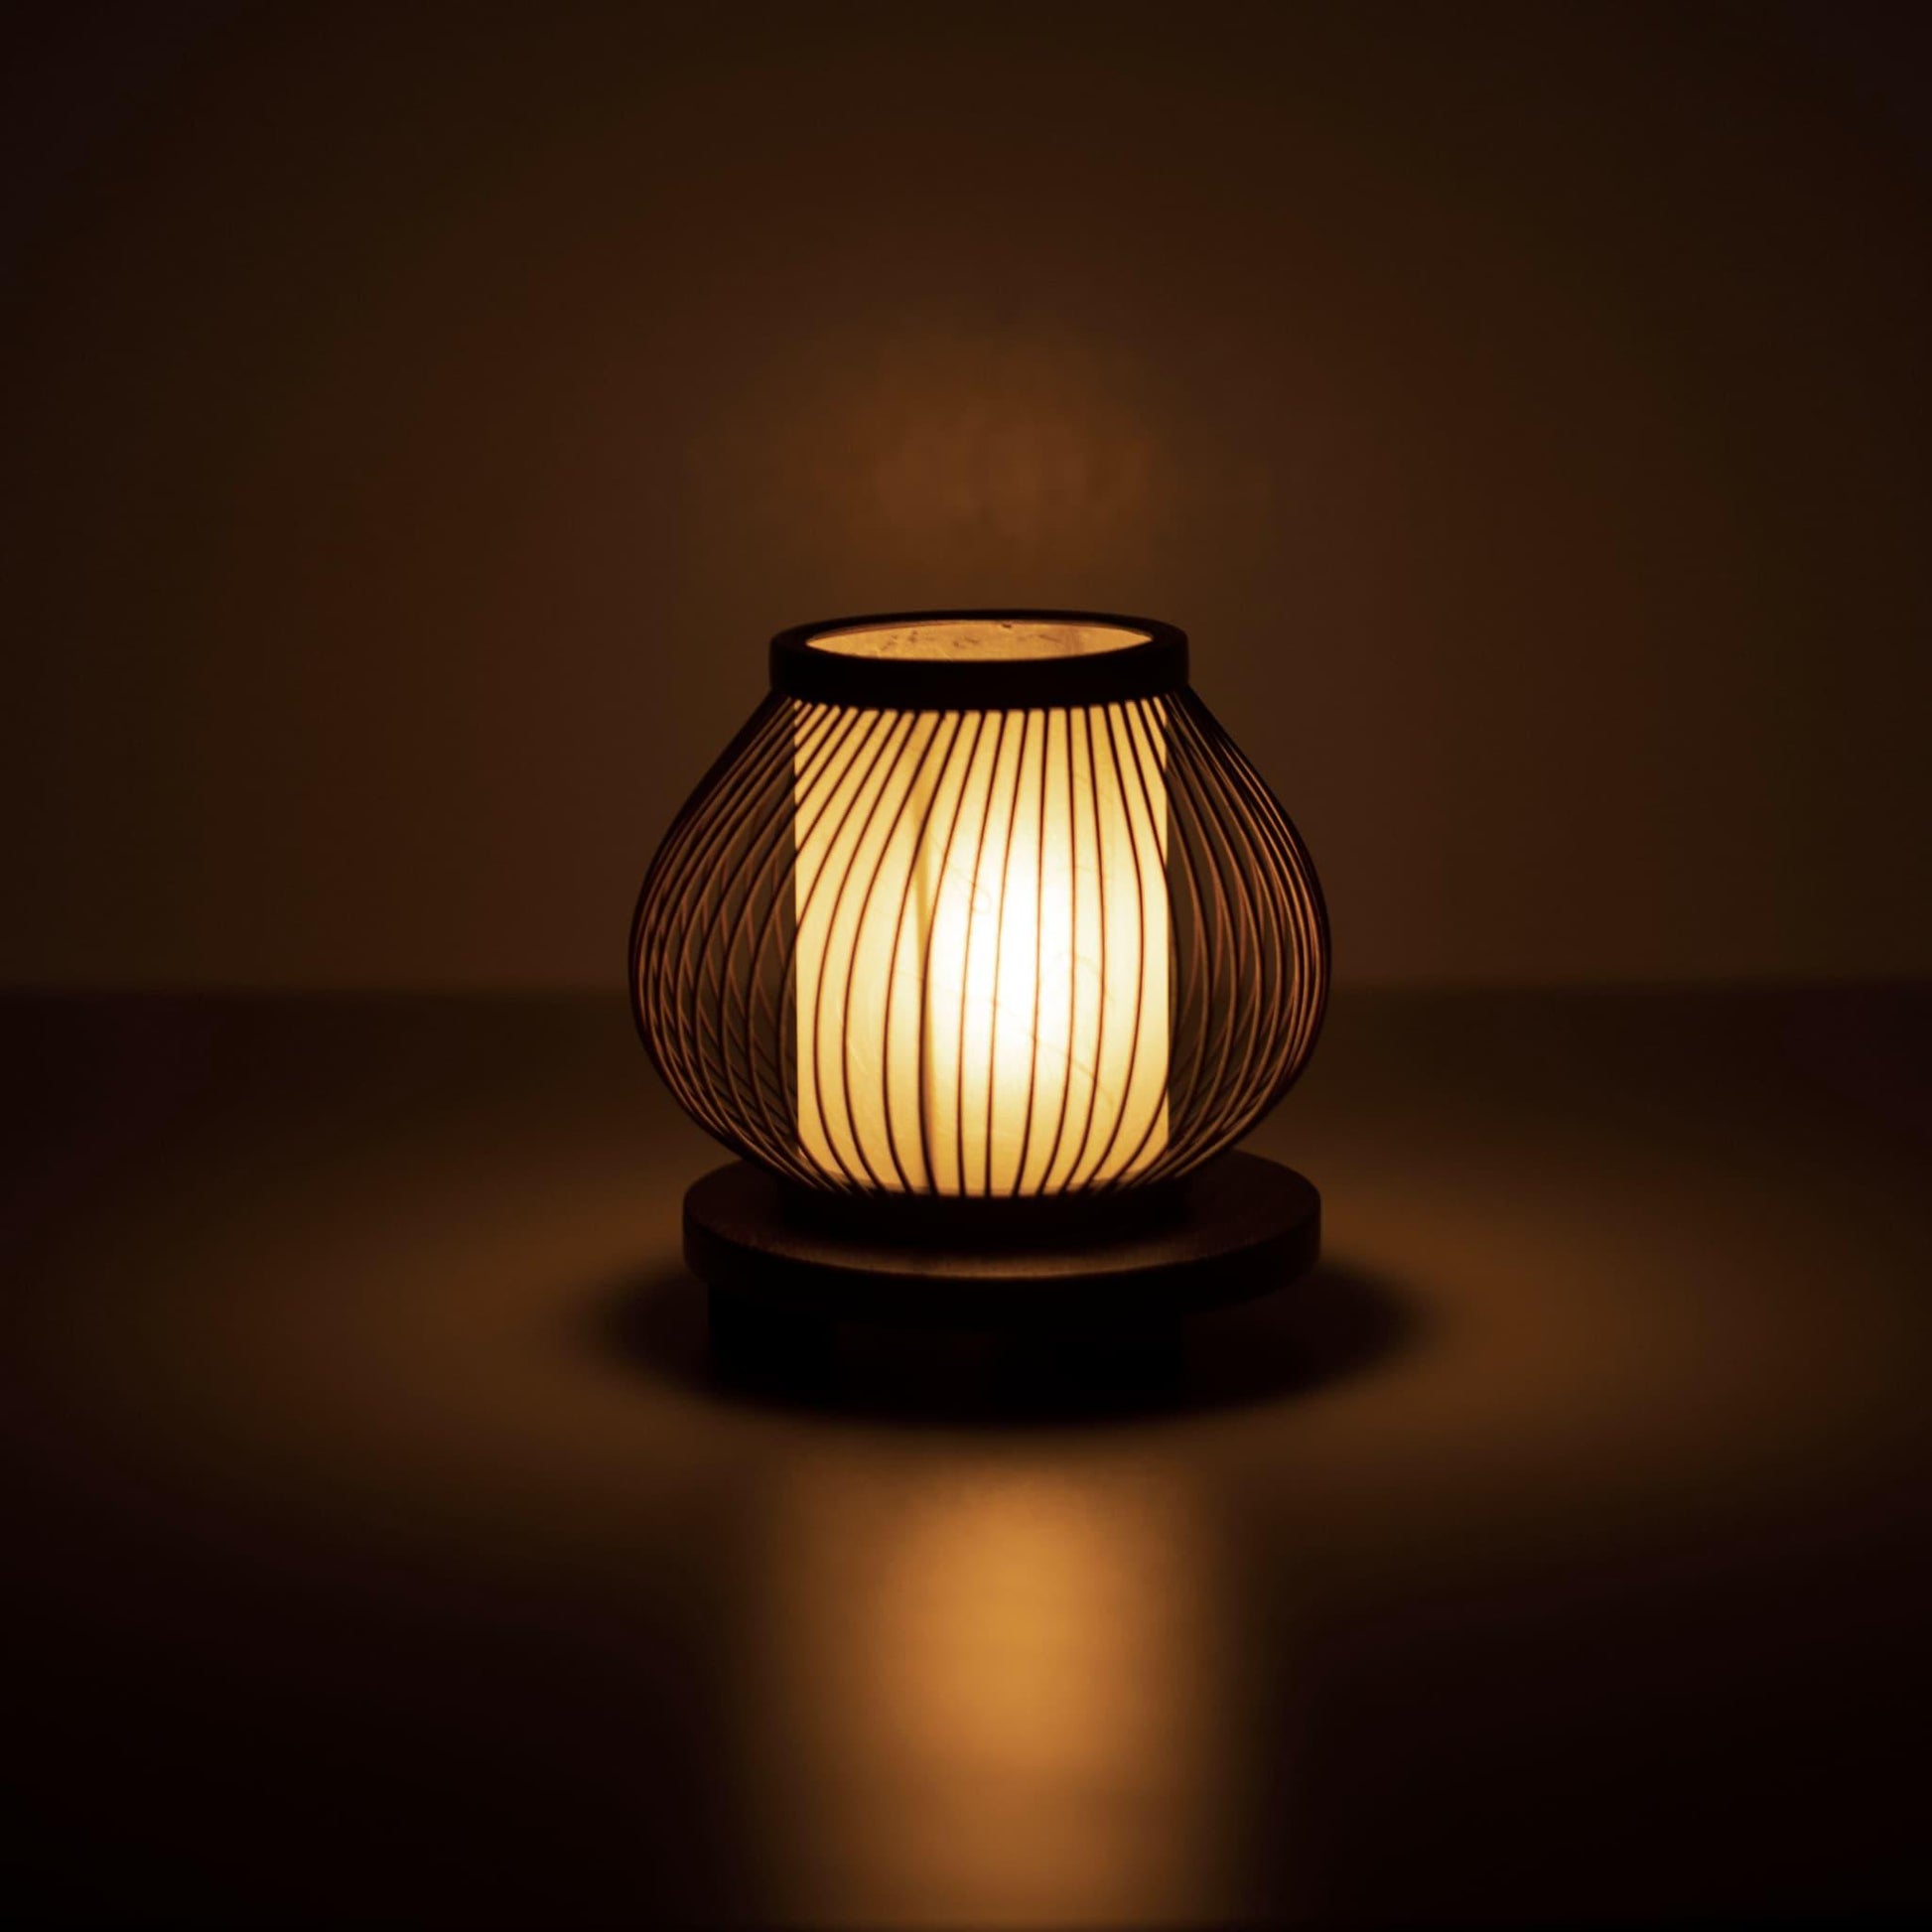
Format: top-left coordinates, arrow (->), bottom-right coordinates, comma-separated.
807,617 -> 1152,663
769,609 -> 1188,708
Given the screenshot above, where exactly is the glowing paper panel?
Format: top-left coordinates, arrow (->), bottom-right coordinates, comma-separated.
792,702 -> 1169,1194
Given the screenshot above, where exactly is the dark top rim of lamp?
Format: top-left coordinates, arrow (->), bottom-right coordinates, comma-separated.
769,609 -> 1189,709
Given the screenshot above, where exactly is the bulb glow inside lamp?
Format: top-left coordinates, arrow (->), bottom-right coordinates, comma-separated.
630,612 -> 1329,1328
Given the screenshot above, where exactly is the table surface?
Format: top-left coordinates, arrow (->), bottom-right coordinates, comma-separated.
4,988 -> 1928,1927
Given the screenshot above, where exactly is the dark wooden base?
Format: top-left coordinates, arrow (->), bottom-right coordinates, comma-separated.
683,1151 -> 1319,1327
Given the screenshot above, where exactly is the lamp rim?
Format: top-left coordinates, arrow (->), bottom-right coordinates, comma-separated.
769,608 -> 1188,709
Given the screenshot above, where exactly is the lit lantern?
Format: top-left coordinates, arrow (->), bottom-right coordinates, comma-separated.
632,613 -> 1327,1322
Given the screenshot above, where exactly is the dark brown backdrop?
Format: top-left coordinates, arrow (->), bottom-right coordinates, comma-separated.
4,1 -> 1927,989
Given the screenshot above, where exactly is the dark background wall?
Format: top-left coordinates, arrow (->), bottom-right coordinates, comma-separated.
4,1 -> 1927,989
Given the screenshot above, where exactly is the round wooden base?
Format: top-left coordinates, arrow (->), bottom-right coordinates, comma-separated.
683,1151 -> 1319,1327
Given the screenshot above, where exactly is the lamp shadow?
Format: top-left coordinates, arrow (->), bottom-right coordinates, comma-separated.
589,1259 -> 1421,1430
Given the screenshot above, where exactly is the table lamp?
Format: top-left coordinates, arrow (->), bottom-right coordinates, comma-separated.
631,611 -> 1328,1325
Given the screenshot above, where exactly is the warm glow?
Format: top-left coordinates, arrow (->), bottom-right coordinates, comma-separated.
793,700 -> 1170,1193
746,1453 -> 1240,1927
